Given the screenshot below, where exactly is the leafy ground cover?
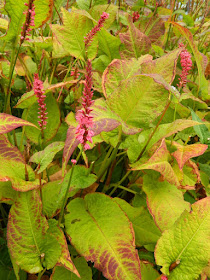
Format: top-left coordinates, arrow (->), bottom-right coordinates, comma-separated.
0,0 -> 210,279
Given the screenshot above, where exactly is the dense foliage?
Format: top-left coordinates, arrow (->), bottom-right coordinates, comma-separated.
0,0 -> 209,279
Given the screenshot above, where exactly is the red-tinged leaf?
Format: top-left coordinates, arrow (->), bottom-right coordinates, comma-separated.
65,193 -> 141,280
0,135 -> 37,192
0,113 -> 39,134
141,48 -> 182,84
170,22 -> 209,99
48,219 -> 79,276
132,139 -> 180,187
143,173 -> 191,232
119,15 -> 151,59
102,56 -> 152,98
0,181 -> 17,204
172,142 -> 208,170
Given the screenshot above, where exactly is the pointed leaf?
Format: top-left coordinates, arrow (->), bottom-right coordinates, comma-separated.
190,109 -> 210,144
113,198 -> 161,246
0,113 -> 39,134
155,197 -> 210,279
140,261 -> 160,280
52,257 -> 92,280
119,15 -> 151,59
65,193 -> 141,280
132,139 -> 180,187
172,142 -> 208,170
29,142 -> 65,173
143,173 -> 191,232
7,191 -> 55,273
0,181 -> 17,204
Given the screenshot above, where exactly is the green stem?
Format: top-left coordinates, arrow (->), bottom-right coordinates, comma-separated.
58,164 -> 75,226
108,170 -> 131,196
37,268 -> 46,280
0,204 -> 7,226
136,101 -> 171,162
4,44 -> 21,114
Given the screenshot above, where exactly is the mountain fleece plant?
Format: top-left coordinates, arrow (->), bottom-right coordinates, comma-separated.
0,0 -> 209,280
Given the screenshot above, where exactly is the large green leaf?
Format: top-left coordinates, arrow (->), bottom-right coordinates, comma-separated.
190,109 -> 210,144
155,197 -> 210,279
29,142 -> 64,173
0,135 -> 37,192
23,93 -> 60,144
4,0 -> 53,41
7,190 -> 61,273
76,0 -> 107,10
0,113 -> 39,134
52,257 -> 92,280
65,193 -> 141,280
51,8 -> 97,60
143,173 -> 191,232
140,261 -> 160,280
0,181 -> 17,204
113,198 -> 161,246
106,74 -> 170,129
119,15 -> 151,59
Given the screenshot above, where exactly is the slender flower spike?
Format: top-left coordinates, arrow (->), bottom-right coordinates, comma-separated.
84,12 -> 109,48
20,0 -> 35,45
75,60 -> 94,150
177,43 -> 192,88
132,11 -> 140,22
33,74 -> 48,135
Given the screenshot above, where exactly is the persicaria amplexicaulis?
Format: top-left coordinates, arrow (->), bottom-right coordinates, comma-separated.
177,43 -> 192,88
20,0 -> 35,45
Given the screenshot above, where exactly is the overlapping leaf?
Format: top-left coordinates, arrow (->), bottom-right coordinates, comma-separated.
143,173 -> 191,232
119,15 -> 151,59
65,193 -> 141,280
0,113 -> 39,134
155,197 -> 210,279
29,142 -> 65,173
132,139 -> 180,187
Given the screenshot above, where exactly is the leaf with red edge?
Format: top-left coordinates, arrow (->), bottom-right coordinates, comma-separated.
170,22 -> 209,99
119,15 -> 151,59
143,172 -> 191,232
65,193 -> 141,280
0,113 -> 39,134
172,142 -> 208,170
0,135 -> 37,192
132,139 -> 180,187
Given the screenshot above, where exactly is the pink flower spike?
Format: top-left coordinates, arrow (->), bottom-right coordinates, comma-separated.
71,159 -> 77,165
177,43 -> 192,88
161,276 -> 168,280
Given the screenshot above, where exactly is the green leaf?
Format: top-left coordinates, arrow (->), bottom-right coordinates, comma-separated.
155,197 -> 210,279
132,139 -> 180,187
76,0 -> 107,10
29,142 -> 64,173
143,173 -> 191,232
190,109 -> 210,144
7,190 -> 61,273
23,93 -> 60,144
106,74 -> 170,129
52,8 -> 97,60
4,0 -> 53,42
52,257 -> 92,280
102,55 -> 152,98
42,165 -> 97,218
113,198 -> 161,246
119,15 -> 151,59
0,113 -> 39,134
0,135 -> 37,192
140,261 -> 160,280
65,193 -> 141,280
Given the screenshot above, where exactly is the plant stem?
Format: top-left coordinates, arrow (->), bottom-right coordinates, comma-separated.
136,101 -> 171,162
37,268 -> 46,280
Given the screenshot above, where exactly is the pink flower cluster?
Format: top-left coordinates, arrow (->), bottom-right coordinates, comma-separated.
161,276 -> 168,280
20,1 -> 35,44
177,43 -> 192,88
132,11 -> 140,22
84,12 -> 109,48
75,60 -> 94,150
33,74 -> 48,131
